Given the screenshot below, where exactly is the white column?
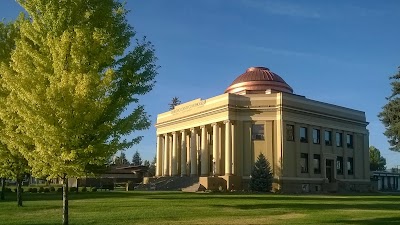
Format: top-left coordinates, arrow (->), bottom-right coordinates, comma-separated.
163,134 -> 170,176
212,123 -> 220,176
169,135 -> 172,176
156,135 -> 163,177
200,125 -> 209,176
190,128 -> 197,176
224,120 -> 232,175
172,132 -> 178,176
231,121 -> 235,175
181,130 -> 187,176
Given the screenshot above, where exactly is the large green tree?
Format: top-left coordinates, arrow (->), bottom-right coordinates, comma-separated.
0,1 -> 157,224
0,20 -> 30,206
369,146 -> 387,171
379,67 -> 400,151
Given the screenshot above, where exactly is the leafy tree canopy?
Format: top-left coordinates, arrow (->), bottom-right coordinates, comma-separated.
379,67 -> 400,151
0,18 -> 30,206
369,146 -> 387,171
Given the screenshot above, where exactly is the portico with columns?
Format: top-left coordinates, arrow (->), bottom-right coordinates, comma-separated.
156,119 -> 235,178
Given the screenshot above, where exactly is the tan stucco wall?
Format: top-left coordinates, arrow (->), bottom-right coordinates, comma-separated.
155,92 -> 370,192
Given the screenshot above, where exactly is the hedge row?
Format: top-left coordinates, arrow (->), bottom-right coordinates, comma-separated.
1,186 -> 98,193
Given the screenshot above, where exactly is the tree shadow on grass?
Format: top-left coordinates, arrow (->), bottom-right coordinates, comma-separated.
146,193 -> 400,202
211,202 -> 400,211
0,191 -> 185,202
329,216 -> 400,225
2,191 -> 400,203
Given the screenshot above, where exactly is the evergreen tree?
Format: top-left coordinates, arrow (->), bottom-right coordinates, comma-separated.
148,155 -> 156,177
0,1 -> 157,224
132,151 -> 143,166
249,153 -> 273,192
115,152 -> 129,166
369,146 -> 386,171
143,160 -> 151,176
379,67 -> 400,151
169,97 -> 181,110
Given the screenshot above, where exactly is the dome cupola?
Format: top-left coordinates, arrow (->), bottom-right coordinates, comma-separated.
225,67 -> 293,95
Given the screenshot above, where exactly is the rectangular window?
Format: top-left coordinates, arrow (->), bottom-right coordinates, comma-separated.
313,154 -> 321,174
252,124 -> 264,140
324,131 -> 332,146
348,157 -> 354,175
336,132 -> 343,147
337,156 -> 343,175
286,124 -> 294,141
313,129 -> 320,144
300,153 -> 308,173
347,134 -> 354,148
300,127 -> 308,143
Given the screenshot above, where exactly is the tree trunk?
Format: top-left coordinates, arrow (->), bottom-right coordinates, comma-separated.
62,175 -> 69,225
16,178 -> 22,207
1,178 -> 5,200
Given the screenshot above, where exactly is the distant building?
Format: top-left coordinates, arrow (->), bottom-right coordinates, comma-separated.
68,165 -> 148,188
155,66 -> 370,193
372,171 -> 400,191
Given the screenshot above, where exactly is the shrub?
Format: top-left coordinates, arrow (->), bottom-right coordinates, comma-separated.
38,187 -> 45,193
31,188 -> 38,193
50,186 -> 55,192
56,187 -> 63,193
91,187 -> 97,192
81,187 -> 87,192
13,188 -> 24,193
27,187 -> 33,192
69,187 -> 77,192
249,153 -> 273,192
44,188 -> 50,193
5,187 -> 12,192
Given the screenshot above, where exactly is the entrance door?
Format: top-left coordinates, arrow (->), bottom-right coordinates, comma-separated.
326,159 -> 334,183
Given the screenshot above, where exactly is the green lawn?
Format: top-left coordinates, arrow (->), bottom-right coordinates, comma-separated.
0,191 -> 399,225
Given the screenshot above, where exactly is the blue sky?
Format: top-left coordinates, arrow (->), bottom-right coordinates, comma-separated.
1,0 -> 400,168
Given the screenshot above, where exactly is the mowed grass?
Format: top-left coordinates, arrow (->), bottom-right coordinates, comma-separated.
0,191 -> 399,225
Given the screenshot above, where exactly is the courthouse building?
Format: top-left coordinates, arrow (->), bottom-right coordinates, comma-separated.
155,66 -> 370,192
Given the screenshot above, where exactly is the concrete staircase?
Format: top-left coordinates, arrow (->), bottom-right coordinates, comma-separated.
182,183 -> 206,192
135,176 -> 200,191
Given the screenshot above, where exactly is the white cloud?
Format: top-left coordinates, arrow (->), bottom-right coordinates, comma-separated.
239,0 -> 387,20
240,0 -> 321,19
246,45 -> 315,58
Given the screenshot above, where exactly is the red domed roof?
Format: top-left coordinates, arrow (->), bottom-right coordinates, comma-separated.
225,67 -> 293,94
